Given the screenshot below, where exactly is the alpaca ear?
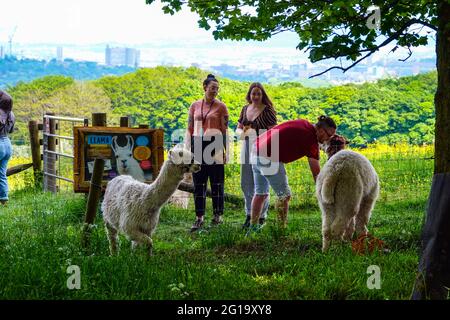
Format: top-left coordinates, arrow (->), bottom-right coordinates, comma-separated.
127,135 -> 134,151
168,150 -> 173,158
111,136 -> 118,154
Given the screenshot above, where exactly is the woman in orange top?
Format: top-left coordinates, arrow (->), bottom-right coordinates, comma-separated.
185,74 -> 229,232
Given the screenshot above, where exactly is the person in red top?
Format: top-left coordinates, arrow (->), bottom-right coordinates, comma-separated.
247,116 -> 336,233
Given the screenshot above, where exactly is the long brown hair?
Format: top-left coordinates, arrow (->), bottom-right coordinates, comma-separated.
245,82 -> 275,111
0,90 -> 12,113
0,90 -> 13,126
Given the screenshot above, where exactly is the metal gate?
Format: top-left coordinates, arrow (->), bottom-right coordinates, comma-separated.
43,114 -> 88,193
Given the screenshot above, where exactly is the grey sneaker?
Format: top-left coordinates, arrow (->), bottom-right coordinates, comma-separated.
245,224 -> 263,237
211,214 -> 223,225
190,217 -> 204,232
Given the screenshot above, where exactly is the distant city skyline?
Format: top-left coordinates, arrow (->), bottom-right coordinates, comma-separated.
0,41 -> 436,86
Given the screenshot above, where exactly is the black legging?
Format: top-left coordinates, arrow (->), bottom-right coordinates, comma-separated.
191,135 -> 225,217
193,164 -> 224,217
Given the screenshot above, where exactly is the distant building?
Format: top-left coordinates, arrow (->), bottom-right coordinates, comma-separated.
375,66 -> 385,77
290,63 -> 308,79
0,46 -> 4,59
105,45 -> 140,67
57,46 -> 63,62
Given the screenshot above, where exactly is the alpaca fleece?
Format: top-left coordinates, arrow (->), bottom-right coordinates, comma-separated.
102,149 -> 200,256
316,150 -> 379,252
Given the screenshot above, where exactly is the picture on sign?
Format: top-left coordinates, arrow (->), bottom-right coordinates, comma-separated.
85,133 -> 153,182
73,127 -> 164,193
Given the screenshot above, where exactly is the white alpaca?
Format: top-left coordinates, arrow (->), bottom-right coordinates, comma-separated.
316,136 -> 380,252
111,135 -> 145,182
101,148 -> 200,256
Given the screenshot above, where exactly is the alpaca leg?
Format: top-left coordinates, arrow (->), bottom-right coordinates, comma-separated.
322,228 -> 331,252
321,204 -> 334,252
330,214 -> 352,242
343,217 -> 356,241
334,179 -> 362,242
355,196 -> 376,236
105,222 -> 119,256
128,230 -> 154,256
322,215 -> 332,252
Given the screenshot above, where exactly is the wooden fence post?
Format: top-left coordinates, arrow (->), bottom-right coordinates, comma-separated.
28,120 -> 42,188
120,116 -> 129,128
82,113 -> 106,248
43,112 -> 57,193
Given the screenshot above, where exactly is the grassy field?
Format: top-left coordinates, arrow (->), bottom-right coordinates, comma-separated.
0,144 -> 433,299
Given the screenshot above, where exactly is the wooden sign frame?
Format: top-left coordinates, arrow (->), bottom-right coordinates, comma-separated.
73,126 -> 164,193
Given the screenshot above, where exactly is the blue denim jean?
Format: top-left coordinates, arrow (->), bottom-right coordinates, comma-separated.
0,136 -> 12,201
240,138 -> 269,218
250,150 -> 291,199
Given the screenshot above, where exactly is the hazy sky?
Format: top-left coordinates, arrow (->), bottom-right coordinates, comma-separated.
0,0 -> 435,63
0,0 -> 221,44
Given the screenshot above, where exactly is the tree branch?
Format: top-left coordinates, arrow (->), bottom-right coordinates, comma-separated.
398,46 -> 413,62
413,19 -> 438,31
309,50 -> 375,78
312,18 -> 433,63
309,18 -> 435,78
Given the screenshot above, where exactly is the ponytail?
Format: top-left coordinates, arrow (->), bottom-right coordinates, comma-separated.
316,115 -> 336,129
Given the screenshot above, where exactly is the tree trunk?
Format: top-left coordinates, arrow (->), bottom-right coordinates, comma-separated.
434,0 -> 450,175
412,0 -> 450,300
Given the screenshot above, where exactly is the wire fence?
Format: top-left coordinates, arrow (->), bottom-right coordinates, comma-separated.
8,132 -> 434,208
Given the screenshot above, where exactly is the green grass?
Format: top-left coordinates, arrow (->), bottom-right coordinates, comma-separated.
0,145 -> 433,299
0,193 -> 426,300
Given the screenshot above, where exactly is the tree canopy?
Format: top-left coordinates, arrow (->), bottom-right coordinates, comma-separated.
7,67 -> 436,147
147,0 -> 437,77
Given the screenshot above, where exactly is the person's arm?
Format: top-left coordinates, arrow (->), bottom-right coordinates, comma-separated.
308,157 -> 321,183
184,105 -> 195,150
9,112 -> 15,134
235,106 -> 247,139
222,106 -> 229,164
236,122 -> 244,135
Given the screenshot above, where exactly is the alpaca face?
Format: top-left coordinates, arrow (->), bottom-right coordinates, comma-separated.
168,148 -> 201,174
320,134 -> 350,159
